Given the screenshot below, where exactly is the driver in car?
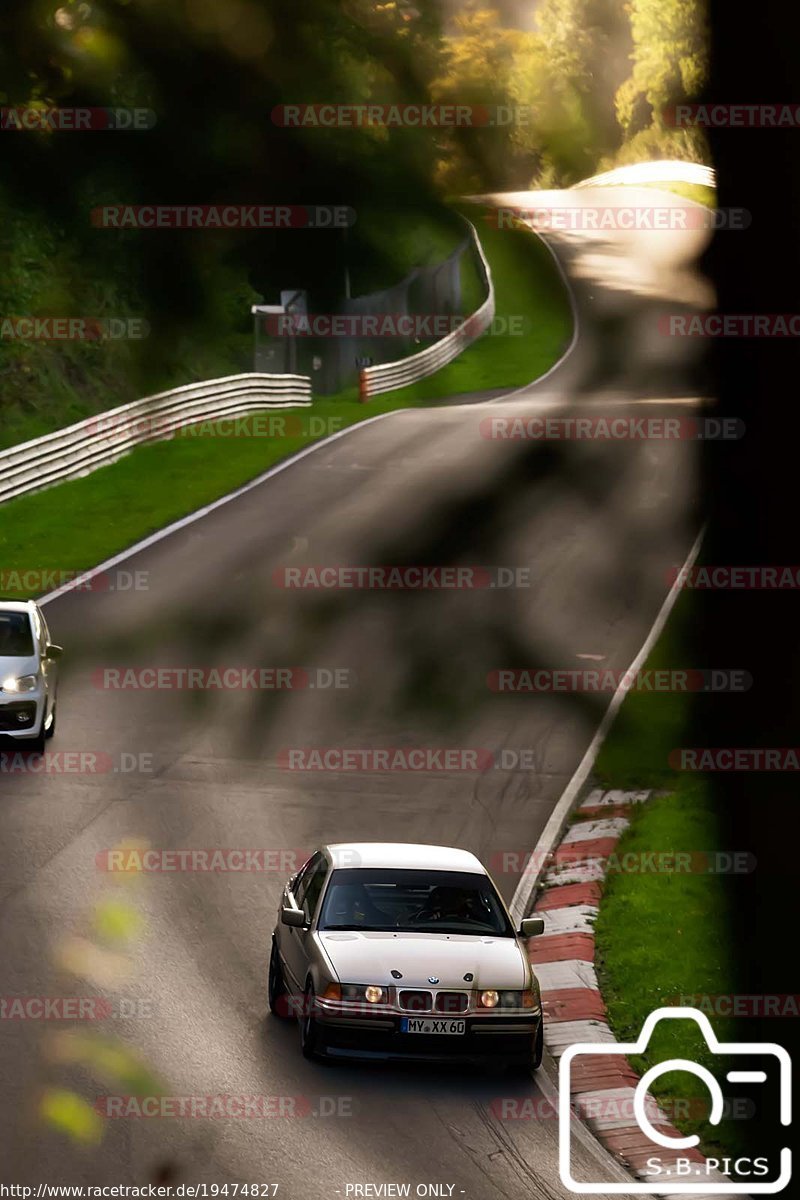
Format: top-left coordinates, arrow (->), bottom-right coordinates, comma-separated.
409,886 -> 481,926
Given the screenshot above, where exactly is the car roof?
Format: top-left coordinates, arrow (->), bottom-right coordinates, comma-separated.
0,600 -> 35,614
324,842 -> 486,873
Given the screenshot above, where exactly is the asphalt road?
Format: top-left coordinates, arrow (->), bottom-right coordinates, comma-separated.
0,187 -> 711,1197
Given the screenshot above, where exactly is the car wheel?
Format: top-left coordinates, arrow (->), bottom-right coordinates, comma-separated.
268,939 -> 288,1017
532,1019 -> 544,1070
45,703 -> 56,740
27,718 -> 46,755
299,982 -> 324,1061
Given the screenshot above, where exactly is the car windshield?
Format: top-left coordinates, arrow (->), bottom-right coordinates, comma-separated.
0,613 -> 34,657
318,868 -> 514,937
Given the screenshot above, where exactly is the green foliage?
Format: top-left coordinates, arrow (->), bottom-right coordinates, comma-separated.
595,783 -> 739,1153
432,9 -> 544,192
0,0 -> 712,445
0,0 -> 454,439
615,0 -> 709,137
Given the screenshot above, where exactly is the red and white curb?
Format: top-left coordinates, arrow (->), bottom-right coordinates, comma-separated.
527,787 -> 741,1197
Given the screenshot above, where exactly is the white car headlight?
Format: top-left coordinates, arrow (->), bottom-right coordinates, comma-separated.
2,674 -> 38,694
340,984 -> 385,1004
479,989 -> 500,1008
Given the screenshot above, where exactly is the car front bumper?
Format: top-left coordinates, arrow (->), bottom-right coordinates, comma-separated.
313,1002 -> 542,1063
0,691 -> 44,739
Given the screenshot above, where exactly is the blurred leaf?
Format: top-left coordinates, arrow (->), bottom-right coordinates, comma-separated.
40,1087 -> 104,1144
93,898 -> 144,944
56,936 -> 133,985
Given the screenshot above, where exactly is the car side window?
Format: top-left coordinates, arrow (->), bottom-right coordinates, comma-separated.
292,853 -> 321,904
299,860 -> 329,921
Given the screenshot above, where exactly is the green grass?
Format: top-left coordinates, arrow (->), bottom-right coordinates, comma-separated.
594,591 -> 693,790
592,592 -> 740,1156
594,782 -> 738,1153
591,180 -> 716,209
0,399 -> 397,589
0,208 -> 571,594
327,204 -> 573,405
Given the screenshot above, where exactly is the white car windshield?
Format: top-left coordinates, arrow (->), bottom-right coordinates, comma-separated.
0,613 -> 34,657
318,868 -> 514,936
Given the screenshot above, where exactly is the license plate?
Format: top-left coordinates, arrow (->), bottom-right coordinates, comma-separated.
401,1017 -> 466,1035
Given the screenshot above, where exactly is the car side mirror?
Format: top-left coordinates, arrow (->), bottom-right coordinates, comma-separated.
281,906 -> 308,929
518,916 -> 545,938
46,644 -> 63,660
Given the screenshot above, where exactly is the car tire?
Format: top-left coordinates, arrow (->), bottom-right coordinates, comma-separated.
27,718 -> 46,755
299,982 -> 324,1061
45,703 -> 56,740
532,1019 -> 544,1070
268,939 -> 288,1017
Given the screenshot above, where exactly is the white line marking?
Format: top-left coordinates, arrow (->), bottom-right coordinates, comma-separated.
38,409 -> 405,606
38,220 -> 579,609
509,523 -> 704,924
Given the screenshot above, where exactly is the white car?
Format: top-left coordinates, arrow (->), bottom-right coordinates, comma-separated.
0,600 -> 62,752
269,842 -> 545,1071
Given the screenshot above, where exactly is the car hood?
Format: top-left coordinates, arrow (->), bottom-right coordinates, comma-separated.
316,930 -> 529,989
0,656 -> 38,684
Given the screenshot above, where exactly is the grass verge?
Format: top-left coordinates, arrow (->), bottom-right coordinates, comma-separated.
592,593 -> 741,1156
591,180 -> 716,209
0,212 -> 572,594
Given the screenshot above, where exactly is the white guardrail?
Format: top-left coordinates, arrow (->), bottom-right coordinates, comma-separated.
0,372 -> 311,505
359,220 -> 495,400
574,160 -> 716,189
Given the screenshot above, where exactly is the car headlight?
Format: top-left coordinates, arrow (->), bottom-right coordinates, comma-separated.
478,988 -> 540,1010
340,984 -> 385,1003
1,674 -> 38,694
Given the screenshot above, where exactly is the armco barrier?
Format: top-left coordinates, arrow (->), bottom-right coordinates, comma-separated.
358,220 -> 495,400
573,160 -> 716,190
0,372 -> 311,505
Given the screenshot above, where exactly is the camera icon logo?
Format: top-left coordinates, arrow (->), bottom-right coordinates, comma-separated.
559,1006 -> 791,1194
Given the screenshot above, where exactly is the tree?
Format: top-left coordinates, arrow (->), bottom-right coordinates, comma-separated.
432,7 -> 544,192
616,0 -> 708,137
